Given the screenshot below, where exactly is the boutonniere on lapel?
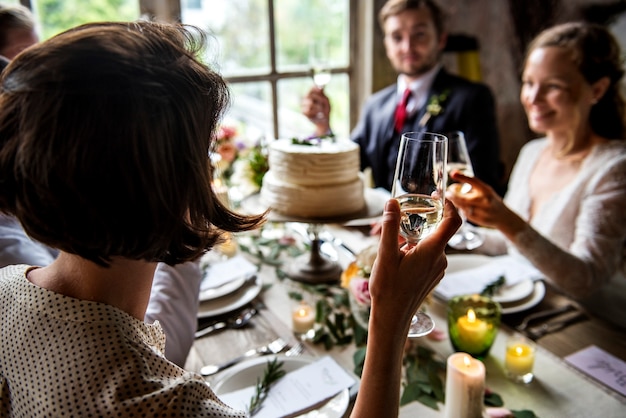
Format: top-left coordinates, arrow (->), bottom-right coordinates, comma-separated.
419,90 -> 450,127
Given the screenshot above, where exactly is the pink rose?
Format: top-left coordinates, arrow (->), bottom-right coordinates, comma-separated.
218,125 -> 237,141
217,141 -> 237,163
349,277 -> 371,306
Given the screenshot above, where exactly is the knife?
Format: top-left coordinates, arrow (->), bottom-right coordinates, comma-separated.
526,311 -> 588,340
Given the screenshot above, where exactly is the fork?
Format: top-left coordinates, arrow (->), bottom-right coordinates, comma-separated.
285,342 -> 304,357
516,304 -> 576,332
200,337 -> 287,376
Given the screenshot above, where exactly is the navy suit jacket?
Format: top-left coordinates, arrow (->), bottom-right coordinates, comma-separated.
351,68 -> 503,194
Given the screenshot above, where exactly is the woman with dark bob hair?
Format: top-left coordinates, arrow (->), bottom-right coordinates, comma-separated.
447,22 -> 626,329
0,21 -> 459,416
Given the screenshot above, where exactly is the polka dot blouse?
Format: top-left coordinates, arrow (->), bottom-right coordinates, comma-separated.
0,265 -> 248,417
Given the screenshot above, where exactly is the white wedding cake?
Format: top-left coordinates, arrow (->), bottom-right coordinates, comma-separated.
260,138 -> 365,218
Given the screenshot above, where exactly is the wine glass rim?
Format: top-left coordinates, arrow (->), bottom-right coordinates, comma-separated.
401,131 -> 447,142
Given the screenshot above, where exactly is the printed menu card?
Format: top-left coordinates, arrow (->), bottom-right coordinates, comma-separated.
219,356 -> 355,417
565,345 -> 626,397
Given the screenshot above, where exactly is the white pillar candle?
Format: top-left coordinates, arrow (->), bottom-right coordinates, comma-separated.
444,352 -> 485,418
292,302 -> 315,334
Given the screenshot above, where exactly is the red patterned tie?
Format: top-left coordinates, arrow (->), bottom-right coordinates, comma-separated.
394,88 -> 412,133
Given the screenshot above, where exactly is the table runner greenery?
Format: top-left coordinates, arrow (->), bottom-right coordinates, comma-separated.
237,226 -> 536,416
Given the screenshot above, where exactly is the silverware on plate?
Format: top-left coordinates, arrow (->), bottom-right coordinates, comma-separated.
195,307 -> 257,339
200,337 -> 288,376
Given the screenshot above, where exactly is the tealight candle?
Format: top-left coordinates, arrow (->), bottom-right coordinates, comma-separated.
217,233 -> 238,258
444,353 -> 486,418
505,335 -> 536,384
292,301 -> 315,335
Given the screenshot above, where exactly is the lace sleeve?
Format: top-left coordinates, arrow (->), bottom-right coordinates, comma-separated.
510,151 -> 626,299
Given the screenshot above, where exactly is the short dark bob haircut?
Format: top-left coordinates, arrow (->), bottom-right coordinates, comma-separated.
0,21 -> 266,266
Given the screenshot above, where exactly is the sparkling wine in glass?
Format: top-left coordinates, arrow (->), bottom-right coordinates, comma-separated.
391,131 -> 447,337
310,40 -> 332,89
445,131 -> 484,250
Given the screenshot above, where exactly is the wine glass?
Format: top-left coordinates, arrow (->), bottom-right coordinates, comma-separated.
445,131 -> 484,250
309,40 -> 332,89
391,131 -> 448,337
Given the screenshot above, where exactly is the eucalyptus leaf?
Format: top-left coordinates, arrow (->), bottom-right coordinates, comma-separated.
512,410 -> 537,418
400,382 -> 423,406
484,392 -> 504,406
416,393 -> 440,410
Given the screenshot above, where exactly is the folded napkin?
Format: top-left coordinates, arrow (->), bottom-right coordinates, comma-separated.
219,356 -> 355,417
435,255 -> 543,301
200,255 -> 257,291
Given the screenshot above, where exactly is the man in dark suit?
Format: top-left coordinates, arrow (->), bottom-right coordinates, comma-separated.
303,0 -> 503,194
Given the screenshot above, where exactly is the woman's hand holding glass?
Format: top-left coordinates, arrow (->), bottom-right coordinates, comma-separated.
390,131 -> 448,337
368,198 -> 461,337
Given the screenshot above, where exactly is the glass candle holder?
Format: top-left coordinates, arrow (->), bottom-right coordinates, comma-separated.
504,334 -> 536,384
447,294 -> 501,358
292,301 -> 316,340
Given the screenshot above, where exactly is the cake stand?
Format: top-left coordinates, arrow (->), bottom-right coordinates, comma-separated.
240,189 -> 386,284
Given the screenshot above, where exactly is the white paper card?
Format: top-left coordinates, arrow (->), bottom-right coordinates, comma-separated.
219,356 -> 355,417
565,345 -> 626,397
201,255 -> 257,291
435,255 -> 543,300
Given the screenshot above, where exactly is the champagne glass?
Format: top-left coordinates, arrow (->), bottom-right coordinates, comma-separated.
391,131 -> 447,337
445,131 -> 484,250
309,40 -> 332,89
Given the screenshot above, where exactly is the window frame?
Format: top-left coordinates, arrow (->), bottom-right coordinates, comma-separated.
20,0 -> 368,138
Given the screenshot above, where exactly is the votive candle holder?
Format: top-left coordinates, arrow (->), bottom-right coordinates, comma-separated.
447,294 -> 501,358
504,334 -> 536,384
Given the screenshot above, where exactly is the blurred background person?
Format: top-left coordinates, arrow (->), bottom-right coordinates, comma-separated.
0,2 -> 39,63
446,22 -> 626,329
302,0 -> 504,195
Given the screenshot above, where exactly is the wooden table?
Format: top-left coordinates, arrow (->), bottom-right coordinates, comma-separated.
185,223 -> 626,417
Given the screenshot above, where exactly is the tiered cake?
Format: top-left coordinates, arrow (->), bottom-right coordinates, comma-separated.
260,138 -> 365,218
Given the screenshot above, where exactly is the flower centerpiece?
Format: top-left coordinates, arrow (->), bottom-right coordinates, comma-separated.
212,119 -> 270,203
340,243 -> 379,330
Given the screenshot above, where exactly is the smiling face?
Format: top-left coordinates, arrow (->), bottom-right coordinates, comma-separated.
520,46 -> 597,137
383,7 -> 446,82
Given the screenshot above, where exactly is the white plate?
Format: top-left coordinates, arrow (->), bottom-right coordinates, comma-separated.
199,276 -> 247,302
197,276 -> 262,318
446,253 -> 491,273
213,355 -> 350,418
444,254 -> 545,314
500,281 -> 546,315
492,278 -> 535,304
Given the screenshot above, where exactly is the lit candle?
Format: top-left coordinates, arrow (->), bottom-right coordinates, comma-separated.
456,308 -> 489,353
444,353 -> 485,418
292,302 -> 315,334
217,233 -> 238,258
505,335 -> 536,383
